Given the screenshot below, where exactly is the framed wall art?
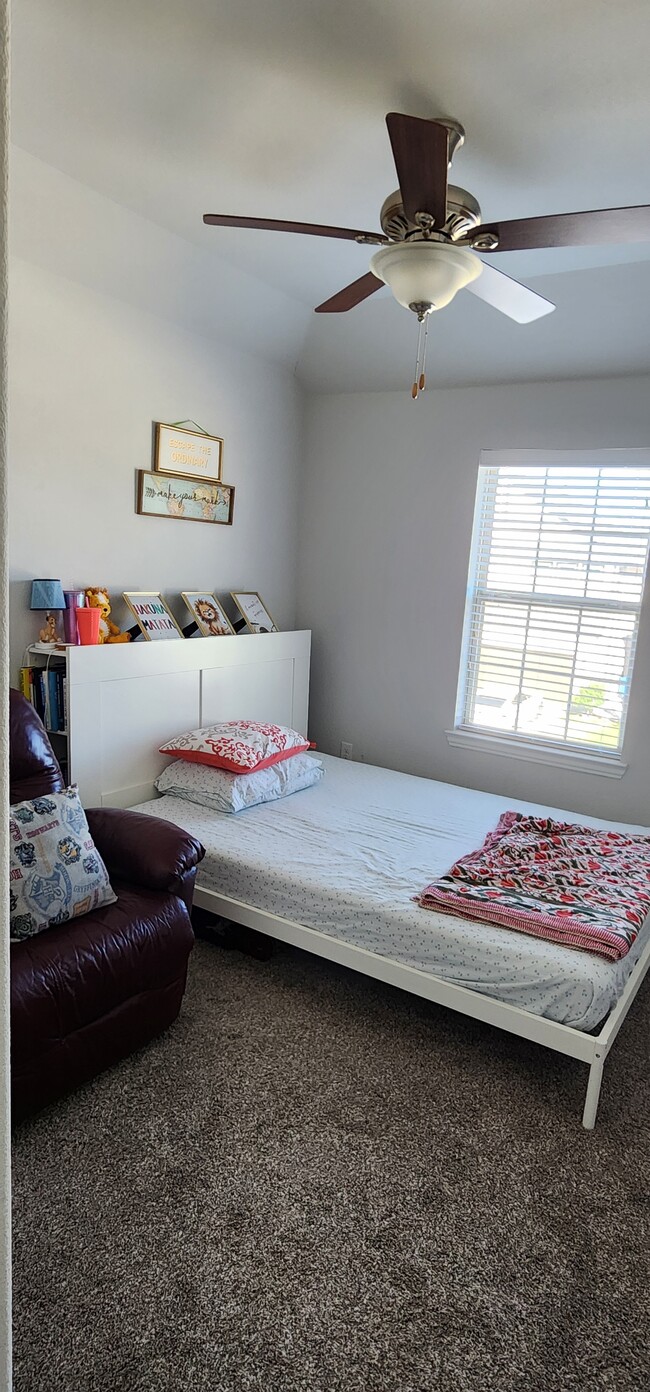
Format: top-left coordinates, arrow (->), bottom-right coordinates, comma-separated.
182,592 -> 235,637
137,471 -> 235,525
123,592 -> 185,641
231,591 -> 278,634
154,422 -> 223,482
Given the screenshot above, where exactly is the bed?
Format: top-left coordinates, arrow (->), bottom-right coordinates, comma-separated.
133,753 -> 650,1129
66,630 -> 650,1130
135,754 -> 648,1030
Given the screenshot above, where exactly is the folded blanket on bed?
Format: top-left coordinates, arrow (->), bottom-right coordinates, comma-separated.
415,811 -> 650,961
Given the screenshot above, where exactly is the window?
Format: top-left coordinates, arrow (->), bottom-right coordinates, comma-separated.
452,450 -> 650,772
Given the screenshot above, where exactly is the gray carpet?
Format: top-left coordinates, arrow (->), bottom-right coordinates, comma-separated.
12,937 -> 650,1392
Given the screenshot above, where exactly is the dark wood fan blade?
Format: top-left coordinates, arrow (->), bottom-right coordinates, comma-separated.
315,272 -> 384,313
465,262 -> 555,322
203,214 -> 387,243
470,205 -> 650,253
385,113 -> 448,228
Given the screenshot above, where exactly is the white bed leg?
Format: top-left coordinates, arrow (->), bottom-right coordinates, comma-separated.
582,1052 -> 605,1130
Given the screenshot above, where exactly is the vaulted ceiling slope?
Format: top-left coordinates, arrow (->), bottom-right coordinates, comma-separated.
12,0 -> 650,391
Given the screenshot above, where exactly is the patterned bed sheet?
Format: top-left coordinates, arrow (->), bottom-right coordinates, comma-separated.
134,754 -> 650,1031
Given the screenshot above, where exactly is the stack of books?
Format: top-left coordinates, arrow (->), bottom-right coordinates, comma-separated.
19,666 -> 68,734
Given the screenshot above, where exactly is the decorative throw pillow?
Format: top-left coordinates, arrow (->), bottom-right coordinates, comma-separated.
155,752 -> 325,814
159,720 -> 311,774
9,786 -> 117,941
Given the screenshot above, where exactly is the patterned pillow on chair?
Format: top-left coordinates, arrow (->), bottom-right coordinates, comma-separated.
9,786 -> 117,941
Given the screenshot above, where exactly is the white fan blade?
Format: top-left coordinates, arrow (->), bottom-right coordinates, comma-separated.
466,261 -> 555,322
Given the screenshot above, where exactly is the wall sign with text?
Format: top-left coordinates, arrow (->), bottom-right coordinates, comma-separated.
137,471 -> 235,525
123,592 -> 184,641
154,422 -> 223,482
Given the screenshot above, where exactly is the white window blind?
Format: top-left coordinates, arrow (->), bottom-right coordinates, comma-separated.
456,452 -> 650,759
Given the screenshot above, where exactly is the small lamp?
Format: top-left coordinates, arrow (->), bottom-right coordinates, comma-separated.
30,578 -> 66,645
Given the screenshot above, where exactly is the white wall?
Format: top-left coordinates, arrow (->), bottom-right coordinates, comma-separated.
10,147 -> 310,371
297,377 -> 650,825
9,256 -> 303,673
8,150 -> 307,678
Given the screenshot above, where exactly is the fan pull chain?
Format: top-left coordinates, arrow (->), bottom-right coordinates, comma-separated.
419,313 -> 429,393
411,315 -> 424,399
411,312 -> 430,399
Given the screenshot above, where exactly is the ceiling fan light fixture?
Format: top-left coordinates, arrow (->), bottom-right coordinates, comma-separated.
369,241 -> 482,313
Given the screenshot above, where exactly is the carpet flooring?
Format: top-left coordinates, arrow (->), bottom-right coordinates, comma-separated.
12,935 -> 650,1392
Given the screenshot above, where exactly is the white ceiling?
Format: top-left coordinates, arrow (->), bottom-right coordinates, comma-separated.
11,0 -> 650,391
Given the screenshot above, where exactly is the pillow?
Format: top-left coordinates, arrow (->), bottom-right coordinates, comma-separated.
159,720 -> 311,774
155,751 -> 324,814
9,786 -> 117,941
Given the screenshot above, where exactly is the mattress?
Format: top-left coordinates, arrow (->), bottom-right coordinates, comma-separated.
134,755 -> 650,1031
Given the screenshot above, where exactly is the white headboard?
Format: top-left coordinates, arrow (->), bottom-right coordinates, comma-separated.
66,630 -> 311,807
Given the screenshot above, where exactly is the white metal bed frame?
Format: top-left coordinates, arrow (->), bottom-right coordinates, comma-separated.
191,883 -> 650,1129
64,629 -> 650,1130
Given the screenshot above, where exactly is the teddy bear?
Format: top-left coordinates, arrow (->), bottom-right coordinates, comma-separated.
84,588 -> 131,643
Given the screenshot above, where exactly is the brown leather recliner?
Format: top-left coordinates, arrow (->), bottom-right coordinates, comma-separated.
9,688 -> 205,1119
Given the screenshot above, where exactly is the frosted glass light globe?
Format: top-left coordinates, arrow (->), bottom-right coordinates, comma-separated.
370,240 -> 481,311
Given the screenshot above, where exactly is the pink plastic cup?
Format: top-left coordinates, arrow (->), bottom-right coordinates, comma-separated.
75,607 -> 101,645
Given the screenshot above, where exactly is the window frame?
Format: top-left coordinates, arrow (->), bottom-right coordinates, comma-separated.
447,448 -> 650,777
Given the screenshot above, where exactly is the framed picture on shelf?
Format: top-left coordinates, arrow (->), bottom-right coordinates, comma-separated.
123,592 -> 184,641
181,592 -> 235,637
231,591 -> 278,634
137,471 -> 235,525
154,422 -> 223,482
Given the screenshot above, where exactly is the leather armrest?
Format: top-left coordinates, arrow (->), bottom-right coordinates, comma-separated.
86,807 -> 205,896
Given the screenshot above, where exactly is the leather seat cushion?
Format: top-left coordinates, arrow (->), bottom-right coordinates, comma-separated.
11,881 -> 194,1063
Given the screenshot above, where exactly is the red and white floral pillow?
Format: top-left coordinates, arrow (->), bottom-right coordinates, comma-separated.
159,720 -> 311,774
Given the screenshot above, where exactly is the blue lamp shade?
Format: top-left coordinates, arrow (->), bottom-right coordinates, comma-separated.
30,579 -> 66,611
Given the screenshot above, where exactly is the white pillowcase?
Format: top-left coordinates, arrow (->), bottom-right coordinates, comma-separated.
155,751 -> 324,814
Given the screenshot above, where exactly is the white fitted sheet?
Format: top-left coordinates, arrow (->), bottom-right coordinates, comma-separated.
134,754 -> 650,1031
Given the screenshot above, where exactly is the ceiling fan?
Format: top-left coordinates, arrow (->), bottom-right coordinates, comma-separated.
204,113 -> 650,393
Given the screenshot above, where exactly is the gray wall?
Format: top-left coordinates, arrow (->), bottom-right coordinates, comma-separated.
297,376 -> 650,824
9,256 -> 303,674
8,149 -> 306,680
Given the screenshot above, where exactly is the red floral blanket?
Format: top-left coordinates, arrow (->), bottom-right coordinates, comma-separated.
415,812 -> 650,961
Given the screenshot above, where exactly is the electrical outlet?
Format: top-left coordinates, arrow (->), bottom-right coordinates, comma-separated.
340,741 -> 353,760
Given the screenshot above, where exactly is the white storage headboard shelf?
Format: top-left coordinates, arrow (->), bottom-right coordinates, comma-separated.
67,630 -> 311,807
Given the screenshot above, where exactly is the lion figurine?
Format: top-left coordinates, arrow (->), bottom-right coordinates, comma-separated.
84,588 -> 131,644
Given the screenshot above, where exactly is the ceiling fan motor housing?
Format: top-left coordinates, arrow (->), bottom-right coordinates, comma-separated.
379,185 -> 482,243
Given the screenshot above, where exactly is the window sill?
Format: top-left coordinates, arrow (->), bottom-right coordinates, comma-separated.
445,728 -> 628,778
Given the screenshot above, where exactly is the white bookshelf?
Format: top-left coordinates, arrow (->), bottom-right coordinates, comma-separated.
24,632 -> 311,805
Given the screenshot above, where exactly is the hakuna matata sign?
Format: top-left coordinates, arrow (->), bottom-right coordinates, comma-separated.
123,592 -> 184,641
